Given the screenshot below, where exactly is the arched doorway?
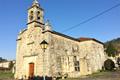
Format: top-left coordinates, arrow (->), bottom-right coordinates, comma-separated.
29,63 -> 34,77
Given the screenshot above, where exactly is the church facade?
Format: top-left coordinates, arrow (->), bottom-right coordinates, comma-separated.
15,0 -> 106,79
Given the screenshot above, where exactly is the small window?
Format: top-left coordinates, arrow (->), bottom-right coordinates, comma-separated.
29,11 -> 33,21
73,56 -> 77,62
30,11 -> 33,15
37,16 -> 40,20
37,11 -> 40,20
29,16 -> 33,20
37,11 -> 40,15
73,56 -> 80,71
74,61 -> 80,71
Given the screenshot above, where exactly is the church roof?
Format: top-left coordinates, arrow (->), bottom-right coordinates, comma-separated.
33,0 -> 39,4
43,30 -> 104,45
28,0 -> 44,11
32,0 -> 39,6
43,30 -> 80,42
79,37 -> 104,45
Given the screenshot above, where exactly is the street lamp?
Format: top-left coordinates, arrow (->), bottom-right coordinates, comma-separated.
40,40 -> 48,52
40,40 -> 48,80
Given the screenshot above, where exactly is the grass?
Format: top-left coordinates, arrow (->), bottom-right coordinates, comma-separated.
59,70 -> 117,80
87,70 -> 117,78
87,71 -> 108,78
0,71 -> 14,79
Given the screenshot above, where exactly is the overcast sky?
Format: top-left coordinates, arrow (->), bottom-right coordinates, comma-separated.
0,0 -> 120,60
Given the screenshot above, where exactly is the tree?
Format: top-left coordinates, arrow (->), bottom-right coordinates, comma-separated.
106,43 -> 117,57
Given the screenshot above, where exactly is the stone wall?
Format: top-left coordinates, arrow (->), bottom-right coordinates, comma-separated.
46,32 -> 80,78
0,61 -> 11,68
15,29 -> 106,79
78,41 -> 106,75
46,32 -> 106,77
15,25 -> 44,79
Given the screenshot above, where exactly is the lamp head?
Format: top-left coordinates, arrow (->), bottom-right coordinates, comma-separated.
40,40 -> 48,50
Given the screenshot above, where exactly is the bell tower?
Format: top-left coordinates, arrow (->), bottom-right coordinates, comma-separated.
27,0 -> 44,27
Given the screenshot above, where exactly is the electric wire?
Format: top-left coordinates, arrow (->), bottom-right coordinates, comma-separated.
62,3 -> 120,32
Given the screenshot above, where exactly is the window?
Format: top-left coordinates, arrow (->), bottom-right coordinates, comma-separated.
37,11 -> 40,20
29,16 -> 33,20
37,17 -> 40,20
30,11 -> 33,14
73,56 -> 80,71
74,61 -> 80,71
37,11 -> 40,14
29,11 -> 33,21
73,56 -> 77,62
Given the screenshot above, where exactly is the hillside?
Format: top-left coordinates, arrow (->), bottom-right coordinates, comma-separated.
105,38 -> 120,52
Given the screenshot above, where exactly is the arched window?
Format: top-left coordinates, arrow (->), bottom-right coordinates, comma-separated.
29,11 -> 34,21
37,11 -> 40,20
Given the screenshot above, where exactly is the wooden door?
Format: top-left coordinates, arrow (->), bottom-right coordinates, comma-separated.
29,63 -> 34,77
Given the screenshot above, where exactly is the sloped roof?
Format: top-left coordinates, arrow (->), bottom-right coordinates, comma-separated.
79,37 -> 104,45
44,30 -> 104,45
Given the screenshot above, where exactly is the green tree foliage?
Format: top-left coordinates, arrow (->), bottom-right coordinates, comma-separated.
106,43 -> 117,57
105,38 -> 120,56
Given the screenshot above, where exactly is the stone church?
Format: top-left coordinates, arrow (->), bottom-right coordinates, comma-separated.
15,0 -> 106,79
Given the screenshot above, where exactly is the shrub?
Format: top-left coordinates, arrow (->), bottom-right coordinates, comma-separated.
104,59 -> 115,71
117,57 -> 120,65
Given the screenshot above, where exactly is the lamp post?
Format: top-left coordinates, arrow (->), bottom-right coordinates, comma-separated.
40,40 -> 48,80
